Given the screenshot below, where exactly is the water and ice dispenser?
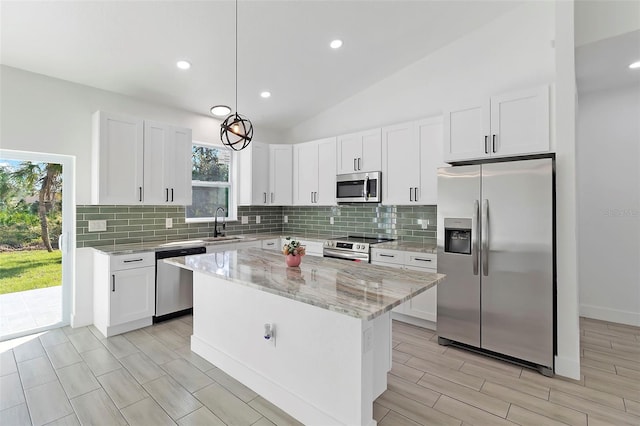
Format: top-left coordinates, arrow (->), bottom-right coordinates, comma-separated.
444,218 -> 472,255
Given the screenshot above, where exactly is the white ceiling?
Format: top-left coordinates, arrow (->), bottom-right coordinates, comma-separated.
0,0 -> 521,133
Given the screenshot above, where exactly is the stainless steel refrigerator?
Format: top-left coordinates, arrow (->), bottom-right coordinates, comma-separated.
436,157 -> 555,376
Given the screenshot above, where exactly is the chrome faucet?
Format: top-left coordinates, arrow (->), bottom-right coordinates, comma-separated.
214,207 -> 226,238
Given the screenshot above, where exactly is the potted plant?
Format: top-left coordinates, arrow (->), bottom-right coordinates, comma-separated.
282,237 -> 306,267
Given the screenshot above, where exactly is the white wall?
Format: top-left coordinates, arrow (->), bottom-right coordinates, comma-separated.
284,2 -> 556,143
577,84 -> 640,326
0,65 -> 284,204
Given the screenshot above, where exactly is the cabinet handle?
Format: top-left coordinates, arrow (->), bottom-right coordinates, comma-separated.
414,187 -> 419,202
266,242 -> 275,246
263,192 -> 267,204
492,134 -> 497,153
139,186 -> 143,202
379,253 -> 395,258
354,158 -> 357,171
165,188 -> 169,202
311,192 -> 314,203
171,188 -> 174,202
123,258 -> 144,263
414,258 -> 432,262
112,275 -> 116,292
409,188 -> 413,202
271,192 -> 274,203
357,158 -> 361,170
484,136 -> 489,154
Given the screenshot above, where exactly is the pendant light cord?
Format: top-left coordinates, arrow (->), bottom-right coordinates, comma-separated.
235,0 -> 238,114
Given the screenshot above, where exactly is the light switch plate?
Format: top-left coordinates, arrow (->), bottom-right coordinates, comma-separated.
88,220 -> 107,232
241,216 -> 248,224
283,215 -> 288,224
330,217 -> 334,225
165,218 -> 173,228
256,215 -> 261,224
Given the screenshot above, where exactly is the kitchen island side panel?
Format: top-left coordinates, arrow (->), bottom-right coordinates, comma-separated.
191,271 -> 389,426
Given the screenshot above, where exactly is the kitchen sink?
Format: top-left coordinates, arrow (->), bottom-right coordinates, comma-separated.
159,239 -> 205,247
202,236 -> 245,242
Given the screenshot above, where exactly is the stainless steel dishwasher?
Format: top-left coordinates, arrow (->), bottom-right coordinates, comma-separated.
154,246 -> 206,322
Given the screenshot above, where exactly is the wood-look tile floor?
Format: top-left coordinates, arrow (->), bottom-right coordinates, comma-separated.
1,316 -> 638,425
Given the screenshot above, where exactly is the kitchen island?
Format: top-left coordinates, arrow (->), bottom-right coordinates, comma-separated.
165,248 -> 444,426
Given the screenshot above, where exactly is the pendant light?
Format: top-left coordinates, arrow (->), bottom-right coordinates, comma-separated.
220,0 -> 253,151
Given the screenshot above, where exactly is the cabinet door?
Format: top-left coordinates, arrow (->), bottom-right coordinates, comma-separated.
360,128 -> 382,172
316,138 -> 336,205
401,268 -> 437,323
169,126 -> 193,205
110,266 -> 155,326
382,122 -> 419,205
293,142 -> 317,206
336,133 -> 361,175
143,120 -> 171,204
443,101 -> 490,163
93,112 -> 144,204
371,260 -> 405,313
238,142 -> 269,205
490,86 -> 549,158
417,117 -> 444,205
269,144 -> 292,205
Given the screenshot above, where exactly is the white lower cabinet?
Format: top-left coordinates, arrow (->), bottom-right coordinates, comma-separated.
93,251 -> 155,337
371,248 -> 437,326
206,240 -> 262,253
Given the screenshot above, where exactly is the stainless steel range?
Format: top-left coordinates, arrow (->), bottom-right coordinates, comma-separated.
323,236 -> 394,263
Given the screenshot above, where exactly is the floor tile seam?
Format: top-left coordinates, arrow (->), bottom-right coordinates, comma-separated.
582,345 -> 640,362
387,375 -> 441,408
437,386 -> 510,419
415,365 -> 484,392
1,372 -> 28,414
136,383 -> 188,422
581,368 -> 640,389
549,388 -> 640,424
506,403 -> 573,426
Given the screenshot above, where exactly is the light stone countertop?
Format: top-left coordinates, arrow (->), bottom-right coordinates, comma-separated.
164,248 -> 445,321
373,240 -> 437,254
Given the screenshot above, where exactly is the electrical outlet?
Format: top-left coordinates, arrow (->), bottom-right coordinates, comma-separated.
165,218 -> 173,228
421,219 -> 430,229
283,215 -> 288,223
256,215 -> 261,224
330,217 -> 334,225
241,216 -> 248,224
88,220 -> 107,232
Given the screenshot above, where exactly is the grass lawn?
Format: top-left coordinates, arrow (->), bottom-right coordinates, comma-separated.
0,250 -> 62,295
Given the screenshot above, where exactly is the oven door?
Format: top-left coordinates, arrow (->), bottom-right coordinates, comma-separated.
323,248 -> 369,262
336,172 -> 381,203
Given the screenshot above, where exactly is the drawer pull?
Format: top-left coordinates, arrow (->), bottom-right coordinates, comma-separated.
266,242 -> 275,246
414,258 -> 432,262
123,258 -> 144,263
112,275 -> 116,292
379,254 -> 395,258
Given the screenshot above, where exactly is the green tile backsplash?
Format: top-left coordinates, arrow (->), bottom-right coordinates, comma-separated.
76,204 -> 437,248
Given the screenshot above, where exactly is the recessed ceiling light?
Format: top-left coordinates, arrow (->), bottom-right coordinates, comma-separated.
629,60 -> 640,69
176,60 -> 191,70
260,91 -> 271,98
210,105 -> 231,116
330,39 -> 343,49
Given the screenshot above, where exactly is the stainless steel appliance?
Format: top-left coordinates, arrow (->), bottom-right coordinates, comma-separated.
437,157 -> 555,376
323,236 -> 394,262
336,171 -> 381,203
155,246 -> 206,322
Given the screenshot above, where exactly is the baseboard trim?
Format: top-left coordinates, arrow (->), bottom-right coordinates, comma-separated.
391,312 -> 436,331
580,304 -> 640,327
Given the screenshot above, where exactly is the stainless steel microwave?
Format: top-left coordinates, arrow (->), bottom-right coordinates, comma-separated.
336,172 -> 381,203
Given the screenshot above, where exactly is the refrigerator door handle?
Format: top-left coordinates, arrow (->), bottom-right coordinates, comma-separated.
482,199 -> 489,276
472,200 -> 479,275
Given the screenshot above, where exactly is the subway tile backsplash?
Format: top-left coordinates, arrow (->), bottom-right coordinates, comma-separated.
76,204 -> 437,248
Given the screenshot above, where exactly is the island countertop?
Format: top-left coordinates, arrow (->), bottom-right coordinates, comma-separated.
164,248 -> 445,321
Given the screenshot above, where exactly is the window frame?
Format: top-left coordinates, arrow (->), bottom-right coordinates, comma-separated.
185,140 -> 238,223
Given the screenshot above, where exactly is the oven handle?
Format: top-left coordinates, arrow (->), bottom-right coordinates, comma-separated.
323,248 -> 369,261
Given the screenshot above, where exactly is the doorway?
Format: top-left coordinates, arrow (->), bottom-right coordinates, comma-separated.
0,149 -> 75,341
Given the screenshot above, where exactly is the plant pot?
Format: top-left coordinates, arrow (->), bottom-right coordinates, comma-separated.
285,254 -> 301,267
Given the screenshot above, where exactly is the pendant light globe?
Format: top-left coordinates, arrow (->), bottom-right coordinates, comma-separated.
220,112 -> 253,151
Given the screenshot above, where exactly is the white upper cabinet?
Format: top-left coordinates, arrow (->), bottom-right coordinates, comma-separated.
336,128 -> 382,174
238,142 -> 269,205
443,85 -> 550,163
293,137 -> 336,206
417,117 -> 445,205
382,121 -> 420,205
238,143 -> 292,206
92,112 -> 144,204
269,144 -> 293,205
143,121 -> 192,205
92,111 -> 192,205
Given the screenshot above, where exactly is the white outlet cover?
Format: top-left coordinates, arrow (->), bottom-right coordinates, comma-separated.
283,215 -> 288,223
88,220 -> 107,232
256,215 -> 261,224
330,217 -> 334,225
166,218 -> 173,228
241,216 -> 248,224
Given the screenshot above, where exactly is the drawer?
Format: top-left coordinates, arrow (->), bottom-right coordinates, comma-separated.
110,252 -> 155,271
405,252 -> 437,270
297,239 -> 324,257
262,238 -> 280,250
371,249 -> 404,265
371,260 -> 403,270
